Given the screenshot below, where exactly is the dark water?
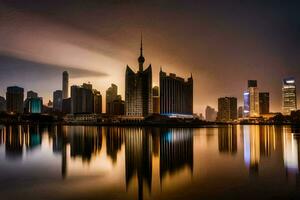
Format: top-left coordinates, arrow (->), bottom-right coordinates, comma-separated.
0,125 -> 300,200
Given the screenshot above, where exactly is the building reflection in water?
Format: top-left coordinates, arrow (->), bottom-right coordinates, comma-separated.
105,127 -> 125,164
125,128 -> 152,200
243,125 -> 277,175
160,128 -> 193,180
218,126 -> 237,154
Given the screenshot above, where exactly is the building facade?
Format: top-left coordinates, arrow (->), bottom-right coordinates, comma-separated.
160,70 -> 193,115
6,86 -> 24,114
71,84 -> 93,114
62,71 -> 69,99
0,96 -> 6,112
217,97 -> 237,122
282,77 -> 297,115
125,38 -> 152,117
205,106 -> 217,121
106,84 -> 118,115
244,80 -> 259,117
152,86 -> 160,114
93,90 -> 102,114
28,97 -> 43,114
53,90 -> 63,112
259,92 -> 270,115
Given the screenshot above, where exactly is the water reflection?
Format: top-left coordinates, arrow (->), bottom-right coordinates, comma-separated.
0,125 -> 300,199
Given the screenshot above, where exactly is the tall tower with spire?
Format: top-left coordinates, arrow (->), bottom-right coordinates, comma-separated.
138,34 -> 145,72
125,36 -> 153,117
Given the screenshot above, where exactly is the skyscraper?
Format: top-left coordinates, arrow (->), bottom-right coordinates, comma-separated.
71,83 -> 93,114
0,96 -> 6,112
205,106 -> 217,121
28,97 -> 43,114
106,84 -> 118,115
238,106 -> 244,118
93,89 -> 102,114
125,37 -> 152,117
6,86 -> 24,114
244,80 -> 259,117
160,71 -> 193,115
27,91 -> 38,99
217,97 -> 237,122
152,86 -> 160,114
282,78 -> 297,115
53,90 -> 63,112
62,71 -> 69,99
259,92 -> 270,115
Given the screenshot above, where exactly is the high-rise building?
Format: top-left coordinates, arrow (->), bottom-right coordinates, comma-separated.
259,92 -> 270,115
152,86 -> 160,114
112,99 -> 125,115
27,91 -> 38,99
53,90 -> 63,112
93,90 -> 102,114
62,98 -> 71,114
62,71 -> 69,99
243,91 -> 250,117
125,37 -> 152,117
160,70 -> 193,115
6,86 -> 24,114
243,80 -> 259,117
282,78 -> 297,115
71,84 -> 93,114
217,97 -> 237,122
0,96 -> 6,112
28,97 -> 43,113
238,106 -> 244,118
106,84 -> 118,115
205,106 -> 217,121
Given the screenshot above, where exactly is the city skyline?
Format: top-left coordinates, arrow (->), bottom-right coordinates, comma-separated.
1,1 -> 300,114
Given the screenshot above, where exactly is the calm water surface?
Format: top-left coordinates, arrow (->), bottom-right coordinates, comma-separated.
0,125 -> 300,200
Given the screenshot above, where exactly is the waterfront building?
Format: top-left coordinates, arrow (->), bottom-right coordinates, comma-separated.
53,90 -> 63,112
28,97 -> 43,113
62,98 -> 71,114
0,96 -> 6,112
259,92 -> 270,115
27,91 -> 38,99
112,99 -> 125,115
125,37 -> 152,117
71,83 -> 93,114
217,97 -> 237,122
282,77 -> 297,115
152,86 -> 160,114
243,80 -> 259,117
160,70 -> 193,115
62,71 -> 69,99
205,106 -> 217,121
93,90 -> 102,114
6,86 -> 24,114
106,84 -> 118,115
238,106 -> 244,118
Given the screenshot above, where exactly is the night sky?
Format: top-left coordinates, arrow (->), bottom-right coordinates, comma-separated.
0,0 -> 300,114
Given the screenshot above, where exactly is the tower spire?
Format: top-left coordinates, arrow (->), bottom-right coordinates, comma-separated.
138,32 -> 145,71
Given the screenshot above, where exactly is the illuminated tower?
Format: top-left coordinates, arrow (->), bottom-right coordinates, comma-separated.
62,71 -> 69,99
282,77 -> 297,115
244,80 -> 259,117
125,36 -> 152,117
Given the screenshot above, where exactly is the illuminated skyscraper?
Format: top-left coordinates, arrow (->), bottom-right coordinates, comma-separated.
160,70 -> 193,115
28,97 -> 43,113
6,86 -> 24,114
282,78 -> 297,115
62,71 -> 69,99
125,37 -> 152,117
53,90 -> 63,112
244,80 -> 259,117
259,92 -> 270,115
217,97 -> 237,122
